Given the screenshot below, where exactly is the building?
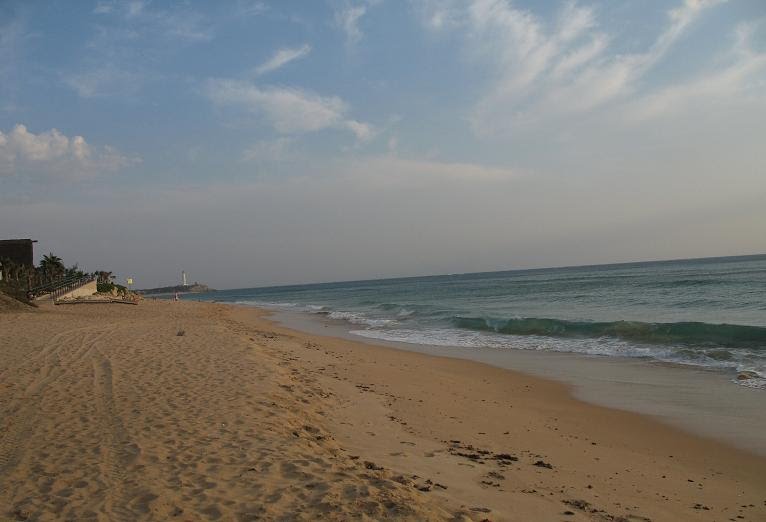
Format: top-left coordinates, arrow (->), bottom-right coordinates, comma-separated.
0,239 -> 37,267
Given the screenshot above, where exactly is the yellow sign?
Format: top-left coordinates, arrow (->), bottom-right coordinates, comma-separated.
127,278 -> 133,285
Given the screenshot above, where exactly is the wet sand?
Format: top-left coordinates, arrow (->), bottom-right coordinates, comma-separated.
271,310 -> 766,458
1,300 -> 764,521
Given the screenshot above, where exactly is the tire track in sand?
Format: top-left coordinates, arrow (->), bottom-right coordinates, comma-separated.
92,345 -> 140,522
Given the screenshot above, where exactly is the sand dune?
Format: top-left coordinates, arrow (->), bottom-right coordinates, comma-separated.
0,293 -> 34,313
1,300 -> 764,521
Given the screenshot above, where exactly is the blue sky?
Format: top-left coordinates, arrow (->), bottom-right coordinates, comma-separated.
1,0 -> 765,288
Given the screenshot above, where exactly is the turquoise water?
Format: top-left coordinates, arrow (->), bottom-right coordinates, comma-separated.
201,255 -> 766,388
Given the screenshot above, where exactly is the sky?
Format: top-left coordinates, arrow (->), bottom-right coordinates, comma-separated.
1,0 -> 765,289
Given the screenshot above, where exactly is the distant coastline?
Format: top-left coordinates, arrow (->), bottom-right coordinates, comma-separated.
138,283 -> 214,295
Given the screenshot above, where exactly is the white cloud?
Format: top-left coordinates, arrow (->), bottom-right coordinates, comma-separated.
236,1 -> 268,17
337,5 -> 366,45
550,33 -> 608,79
0,124 -> 138,179
344,120 -> 375,141
654,0 -> 729,61
335,1 -> 380,46
205,79 -> 374,139
413,0 -> 461,30
418,0 -> 728,136
624,22 -> 766,122
254,44 -> 312,76
555,1 -> 595,43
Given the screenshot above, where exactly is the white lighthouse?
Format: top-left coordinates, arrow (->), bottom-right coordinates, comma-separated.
182,270 -> 188,286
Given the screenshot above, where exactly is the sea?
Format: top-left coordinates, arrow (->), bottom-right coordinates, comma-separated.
200,254 -> 766,390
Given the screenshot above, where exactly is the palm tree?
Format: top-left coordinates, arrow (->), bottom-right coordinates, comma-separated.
65,263 -> 85,279
95,270 -> 114,283
40,253 -> 65,281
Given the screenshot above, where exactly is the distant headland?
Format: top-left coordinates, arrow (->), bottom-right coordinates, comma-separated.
139,283 -> 214,295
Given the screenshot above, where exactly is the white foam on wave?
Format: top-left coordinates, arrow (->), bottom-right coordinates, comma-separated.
328,311 -> 397,328
349,327 -> 766,389
232,301 -> 395,327
234,300 -> 299,309
734,376 -> 766,390
233,301 -> 336,315
226,300 -> 766,389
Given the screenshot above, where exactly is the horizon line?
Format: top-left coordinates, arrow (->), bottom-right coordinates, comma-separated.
213,251 -> 766,292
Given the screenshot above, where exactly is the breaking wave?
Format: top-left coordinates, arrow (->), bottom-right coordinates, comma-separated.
452,316 -> 766,350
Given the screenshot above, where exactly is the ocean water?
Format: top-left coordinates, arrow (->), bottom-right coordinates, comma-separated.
201,255 -> 766,389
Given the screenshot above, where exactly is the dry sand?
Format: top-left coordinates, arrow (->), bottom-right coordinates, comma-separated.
0,300 -> 764,521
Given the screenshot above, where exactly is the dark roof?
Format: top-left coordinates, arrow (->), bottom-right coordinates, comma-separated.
0,239 -> 37,266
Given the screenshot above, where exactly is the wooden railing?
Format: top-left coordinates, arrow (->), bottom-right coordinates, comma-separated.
28,275 -> 95,301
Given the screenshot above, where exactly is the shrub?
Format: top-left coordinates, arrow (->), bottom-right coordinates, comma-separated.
97,282 -> 115,293
97,282 -> 127,294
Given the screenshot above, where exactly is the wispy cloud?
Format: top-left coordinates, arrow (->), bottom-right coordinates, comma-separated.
236,0 -> 268,17
418,0 -> 729,136
335,1 -> 380,46
344,120 -> 375,141
205,79 -> 374,140
0,124 -> 139,180
254,44 -> 312,76
93,1 -> 114,15
624,22 -> 766,122
66,2 -> 215,98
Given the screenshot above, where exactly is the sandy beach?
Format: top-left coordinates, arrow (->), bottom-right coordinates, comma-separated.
1,300 -> 764,521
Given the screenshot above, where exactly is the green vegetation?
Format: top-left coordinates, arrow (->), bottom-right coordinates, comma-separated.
39,253 -> 64,280
0,250 -> 133,304
96,281 -> 128,295
0,251 -> 105,302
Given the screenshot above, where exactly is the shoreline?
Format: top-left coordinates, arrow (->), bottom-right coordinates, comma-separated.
267,307 -> 766,458
251,304 -> 766,520
1,299 -> 764,520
